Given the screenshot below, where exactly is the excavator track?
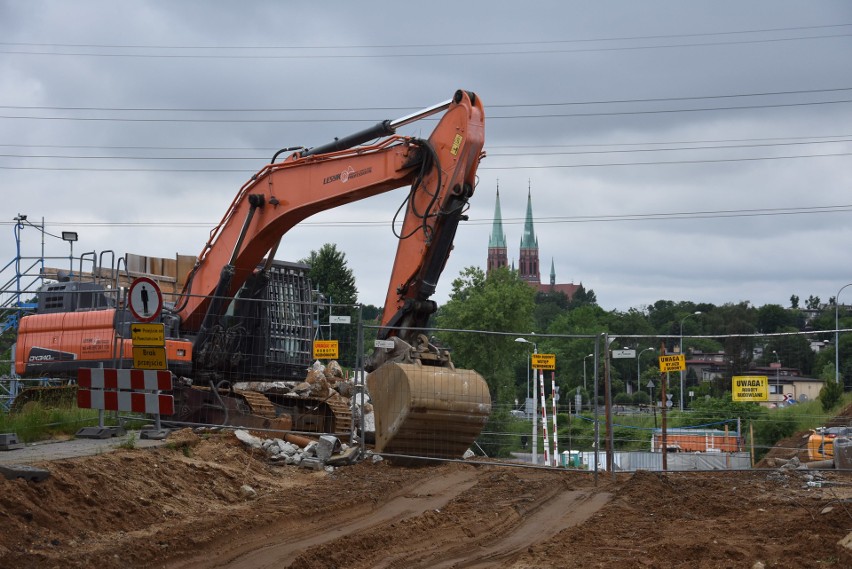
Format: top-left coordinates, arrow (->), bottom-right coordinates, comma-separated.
233,389 -> 278,418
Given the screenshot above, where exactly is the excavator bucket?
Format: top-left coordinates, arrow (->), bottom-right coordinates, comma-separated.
367,362 -> 491,460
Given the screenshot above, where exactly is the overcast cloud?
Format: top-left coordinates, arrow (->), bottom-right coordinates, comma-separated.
2,1 -> 851,312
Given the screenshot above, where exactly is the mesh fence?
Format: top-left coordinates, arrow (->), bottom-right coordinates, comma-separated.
3,286 -> 851,471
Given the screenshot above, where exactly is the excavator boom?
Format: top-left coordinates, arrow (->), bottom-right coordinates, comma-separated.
176,90 -> 491,459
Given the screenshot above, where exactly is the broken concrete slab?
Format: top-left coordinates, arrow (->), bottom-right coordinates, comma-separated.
0,464 -> 50,482
0,433 -> 23,451
76,426 -> 127,439
316,435 -> 341,461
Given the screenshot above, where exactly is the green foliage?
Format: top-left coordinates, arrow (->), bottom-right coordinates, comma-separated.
689,397 -> 763,423
0,404 -> 103,442
613,392 -> 632,405
757,304 -> 794,333
533,291 -> 568,331
117,432 -> 137,450
632,391 -> 650,405
476,408 -> 516,458
566,284 -> 597,309
302,243 -> 358,305
819,379 -> 844,411
436,267 -> 535,403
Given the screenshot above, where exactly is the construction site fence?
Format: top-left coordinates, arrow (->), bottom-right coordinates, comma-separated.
2,292 -> 851,474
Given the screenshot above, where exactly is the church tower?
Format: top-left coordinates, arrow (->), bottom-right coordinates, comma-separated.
518,184 -> 541,284
487,183 -> 508,275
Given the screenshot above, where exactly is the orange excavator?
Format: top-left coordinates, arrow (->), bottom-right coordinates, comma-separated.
14,90 -> 491,459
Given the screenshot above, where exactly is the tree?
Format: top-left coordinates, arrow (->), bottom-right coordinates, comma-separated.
790,294 -> 799,309
806,295 -> 821,310
302,243 -> 359,366
819,379 -> 844,411
436,266 -> 535,404
533,290 -> 568,331
301,243 -> 358,305
566,284 -> 597,309
757,304 -> 793,334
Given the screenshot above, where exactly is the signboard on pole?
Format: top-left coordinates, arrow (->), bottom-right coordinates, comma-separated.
132,346 -> 167,369
128,277 -> 163,323
131,323 -> 165,346
612,349 -> 636,359
658,354 -> 686,372
531,353 -> 556,370
732,375 -> 769,402
313,340 -> 339,359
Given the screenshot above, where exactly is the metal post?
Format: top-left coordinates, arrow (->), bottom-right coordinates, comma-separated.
638,347 -> 654,395
533,344 -> 538,465
604,335 -> 614,477
837,284 -> 852,384
679,311 -> 701,411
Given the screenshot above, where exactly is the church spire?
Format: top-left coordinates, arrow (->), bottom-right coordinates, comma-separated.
486,181 -> 509,275
520,181 -> 537,249
518,180 -> 541,284
488,182 -> 507,249
550,258 -> 556,287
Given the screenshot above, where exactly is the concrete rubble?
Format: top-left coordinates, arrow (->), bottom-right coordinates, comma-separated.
232,428 -> 366,470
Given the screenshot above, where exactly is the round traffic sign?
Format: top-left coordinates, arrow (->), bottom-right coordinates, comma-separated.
128,277 -> 163,322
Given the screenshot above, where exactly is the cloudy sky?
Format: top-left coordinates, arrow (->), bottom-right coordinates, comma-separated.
2,1 -> 851,312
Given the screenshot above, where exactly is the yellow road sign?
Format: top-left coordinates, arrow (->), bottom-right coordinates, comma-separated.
658,354 -> 685,372
732,376 -> 768,402
131,323 -> 165,346
313,340 -> 339,359
132,346 -> 167,370
531,353 -> 556,370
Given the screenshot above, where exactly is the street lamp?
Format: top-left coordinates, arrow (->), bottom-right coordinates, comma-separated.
583,353 -> 594,392
679,311 -> 701,411
773,350 -> 781,404
637,347 -> 655,394
61,231 -> 78,276
836,283 -> 852,385
514,337 -> 537,404
515,337 -> 538,465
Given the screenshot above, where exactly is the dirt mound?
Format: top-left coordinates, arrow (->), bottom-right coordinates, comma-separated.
1,431 -> 850,568
756,401 -> 852,468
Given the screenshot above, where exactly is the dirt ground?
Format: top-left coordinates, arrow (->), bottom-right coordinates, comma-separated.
1,428 -> 851,569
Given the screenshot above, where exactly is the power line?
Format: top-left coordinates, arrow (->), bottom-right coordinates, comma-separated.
1,204 -> 850,229
2,33 -> 850,59
3,23 -> 850,50
0,133 -> 849,153
2,137 -> 850,161
2,151 -> 849,172
3,98 -> 850,124
2,86 -> 850,112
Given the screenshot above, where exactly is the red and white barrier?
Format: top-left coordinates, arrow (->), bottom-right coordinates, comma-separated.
551,372 -> 559,467
77,368 -> 174,416
538,369 -> 550,467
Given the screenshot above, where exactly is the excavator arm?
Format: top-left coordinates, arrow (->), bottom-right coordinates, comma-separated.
177,90 -> 484,336
176,90 -> 491,458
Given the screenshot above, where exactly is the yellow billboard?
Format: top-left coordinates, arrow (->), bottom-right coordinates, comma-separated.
732,376 -> 768,402
658,354 -> 685,372
312,340 -> 339,359
531,353 -> 556,370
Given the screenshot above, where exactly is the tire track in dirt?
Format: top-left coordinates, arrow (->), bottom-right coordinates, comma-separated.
371,487 -> 611,569
167,467 -> 478,569
433,490 -> 611,568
